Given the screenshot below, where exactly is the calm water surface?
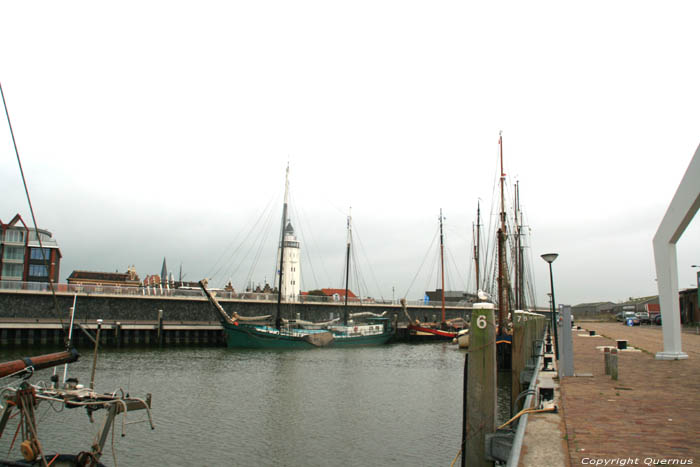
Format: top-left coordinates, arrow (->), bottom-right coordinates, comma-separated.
0,344 -> 510,466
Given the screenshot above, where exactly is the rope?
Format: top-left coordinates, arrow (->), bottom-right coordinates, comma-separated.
497,406 -> 557,430
449,448 -> 461,467
402,227 -> 438,299
0,81 -> 67,346
352,224 -> 386,302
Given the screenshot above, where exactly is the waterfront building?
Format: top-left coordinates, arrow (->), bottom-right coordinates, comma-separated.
571,301 -> 616,320
0,213 -> 61,283
67,266 -> 140,287
278,221 -> 301,301
304,288 -> 359,301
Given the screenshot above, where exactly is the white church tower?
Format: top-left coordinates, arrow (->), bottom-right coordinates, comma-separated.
280,220 -> 301,301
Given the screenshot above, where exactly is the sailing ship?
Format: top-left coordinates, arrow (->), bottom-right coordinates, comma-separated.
199,167 -> 394,349
407,209 -> 460,341
492,132 -> 531,368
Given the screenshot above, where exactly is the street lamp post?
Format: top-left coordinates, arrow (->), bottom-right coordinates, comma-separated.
541,253 -> 559,360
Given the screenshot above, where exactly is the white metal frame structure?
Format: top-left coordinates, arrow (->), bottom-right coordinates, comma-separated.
653,143 -> 700,360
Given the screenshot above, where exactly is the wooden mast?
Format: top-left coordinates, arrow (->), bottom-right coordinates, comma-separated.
497,132 -> 509,333
474,201 -> 481,294
514,181 -> 520,310
343,207 -> 352,326
515,182 -> 526,310
275,164 -> 290,330
439,208 -> 446,326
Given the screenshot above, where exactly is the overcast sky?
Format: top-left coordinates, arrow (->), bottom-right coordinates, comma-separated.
1,1 -> 699,307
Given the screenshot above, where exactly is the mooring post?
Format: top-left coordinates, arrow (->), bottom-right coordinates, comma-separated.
90,319 -> 103,390
511,310 -> 525,416
466,303 -> 496,467
157,309 -> 164,347
604,347 -> 611,375
610,348 -> 619,380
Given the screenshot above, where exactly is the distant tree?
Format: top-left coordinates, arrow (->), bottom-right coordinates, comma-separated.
307,289 -> 326,296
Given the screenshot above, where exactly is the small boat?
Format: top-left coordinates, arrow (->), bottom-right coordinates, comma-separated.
0,86 -> 154,466
0,347 -> 153,466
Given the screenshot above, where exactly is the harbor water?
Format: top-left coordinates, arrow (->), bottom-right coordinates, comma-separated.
0,344 -> 512,466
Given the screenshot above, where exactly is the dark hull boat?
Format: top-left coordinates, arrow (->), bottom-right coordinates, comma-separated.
220,319 -> 394,349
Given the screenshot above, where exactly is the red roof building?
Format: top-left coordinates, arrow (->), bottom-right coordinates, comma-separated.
0,213 -> 62,283
320,288 -> 358,300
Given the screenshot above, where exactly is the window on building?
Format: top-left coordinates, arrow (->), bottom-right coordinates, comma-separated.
28,231 -> 51,243
4,229 -> 25,243
30,248 -> 49,260
28,264 -> 48,278
3,246 -> 24,261
1,263 -> 23,279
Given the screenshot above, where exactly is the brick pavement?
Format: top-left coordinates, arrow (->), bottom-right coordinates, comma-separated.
559,322 -> 700,466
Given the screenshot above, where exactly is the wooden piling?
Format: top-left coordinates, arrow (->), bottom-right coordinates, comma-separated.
604,347 -> 611,375
466,303 -> 496,467
157,310 -> 164,347
460,353 -> 468,467
114,322 -> 122,348
610,348 -> 619,380
511,311 -> 525,415
90,320 -> 102,390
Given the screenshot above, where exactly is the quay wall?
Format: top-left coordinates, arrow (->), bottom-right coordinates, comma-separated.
0,290 -> 472,324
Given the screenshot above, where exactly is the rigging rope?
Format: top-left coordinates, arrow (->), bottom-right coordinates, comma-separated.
205,189 -> 278,283
402,227 -> 438,299
244,201 -> 277,289
352,223 -> 386,302
1,81 -> 67,346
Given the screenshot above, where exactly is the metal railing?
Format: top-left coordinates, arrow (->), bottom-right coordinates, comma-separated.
0,280 -> 488,308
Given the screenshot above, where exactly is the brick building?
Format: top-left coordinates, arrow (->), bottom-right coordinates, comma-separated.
0,213 -> 61,283
67,266 -> 140,287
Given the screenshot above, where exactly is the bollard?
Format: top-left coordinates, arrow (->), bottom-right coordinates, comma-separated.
604,347 -> 611,375
610,348 -> 619,380
466,303 -> 496,467
589,330 -> 596,336
616,340 -> 627,350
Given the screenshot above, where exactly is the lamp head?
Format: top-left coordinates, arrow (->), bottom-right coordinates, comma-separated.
541,253 -> 559,264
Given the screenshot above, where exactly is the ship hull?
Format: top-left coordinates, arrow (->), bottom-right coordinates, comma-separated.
222,321 -> 394,349
407,324 -> 457,339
